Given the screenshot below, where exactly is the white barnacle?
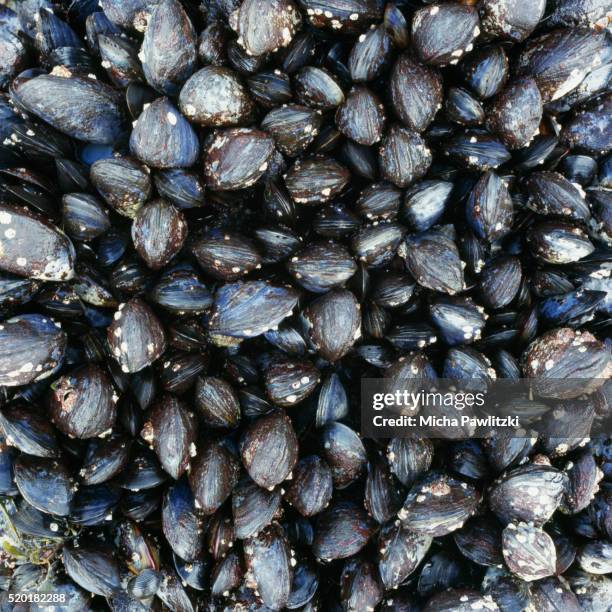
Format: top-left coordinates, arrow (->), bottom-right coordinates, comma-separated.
167,112 -> 177,126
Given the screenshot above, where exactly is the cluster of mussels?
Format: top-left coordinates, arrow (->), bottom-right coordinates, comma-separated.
0,0 -> 611,610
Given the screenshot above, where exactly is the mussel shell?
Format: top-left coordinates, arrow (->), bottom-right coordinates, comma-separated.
210,550 -> 243,597
527,221 -> 594,264
287,241 -> 357,293
230,0 -> 301,56
195,376 -> 241,429
179,66 -> 254,126
154,169 -> 205,209
244,522 -> 293,610
525,171 -> 590,222
0,203 -> 75,281
131,199 -> 187,270
193,230 -> 261,281
466,171 -> 513,242
189,440 -> 240,514
129,97 -> 199,169
80,434 -> 131,485
294,66 -> 344,110
516,28 -> 611,103
502,522 -> 557,581
304,289 -> 361,361
204,127 -> 275,190
445,87 -> 485,126
208,280 -> 299,342
340,558 -> 383,612
162,478 -> 206,561
240,410 -> 298,488
232,477 -> 282,539
486,77 -> 542,150
63,546 -> 121,598
14,455 -> 74,516
140,0 -> 197,96
398,471 -> 480,536
285,156 -> 350,205
70,482 -> 121,526
462,44 -> 509,99
377,521 -> 432,589
411,3 -> 479,67
90,156 -> 152,219
348,24 -> 391,82
336,86 -> 385,146
11,73 -> 127,144
142,394 -> 197,479
312,501 -> 375,561
489,463 -> 569,526
522,327 -> 609,399
0,404 -> 58,458
107,298 -> 166,373
378,125 -> 432,188
480,0 -> 545,42
0,314 -> 67,386
400,229 -> 464,295
149,269 -> 212,314
321,421 -> 366,489
62,193 -> 111,241
49,364 -> 117,438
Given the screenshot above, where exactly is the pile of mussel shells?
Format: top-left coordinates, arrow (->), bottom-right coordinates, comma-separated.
0,0 -> 611,610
